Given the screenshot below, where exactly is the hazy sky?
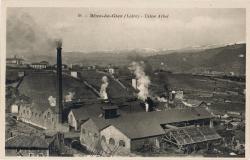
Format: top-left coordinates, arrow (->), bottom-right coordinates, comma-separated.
7,8 -> 245,53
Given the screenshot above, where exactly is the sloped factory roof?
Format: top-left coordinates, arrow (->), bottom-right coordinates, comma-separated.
82,107 -> 212,139
18,71 -> 98,99
106,107 -> 212,139
6,135 -> 49,149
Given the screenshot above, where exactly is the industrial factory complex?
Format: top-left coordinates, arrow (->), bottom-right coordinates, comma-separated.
3,6 -> 247,158
5,42 -> 245,157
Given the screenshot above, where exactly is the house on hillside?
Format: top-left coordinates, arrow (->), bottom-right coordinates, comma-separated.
70,71 -> 80,78
52,64 -> 68,70
30,61 -> 49,69
6,55 -> 24,65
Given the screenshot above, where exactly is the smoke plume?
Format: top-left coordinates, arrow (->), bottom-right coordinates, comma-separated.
64,92 -> 75,102
182,101 -> 192,107
100,76 -> 109,99
48,96 -> 56,106
129,61 -> 151,101
7,10 -> 62,60
156,96 -> 168,102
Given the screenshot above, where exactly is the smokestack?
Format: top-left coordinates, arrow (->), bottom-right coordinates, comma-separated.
145,97 -> 154,112
56,40 -> 63,124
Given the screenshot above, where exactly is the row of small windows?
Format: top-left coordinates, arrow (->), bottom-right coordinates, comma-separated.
22,110 -> 42,117
21,110 -> 54,122
82,128 -> 126,147
103,137 -> 125,147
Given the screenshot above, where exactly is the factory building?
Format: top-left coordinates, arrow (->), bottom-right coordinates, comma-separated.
9,42 -> 222,156
17,44 -> 64,130
16,43 -> 98,131
68,105 -> 102,131
79,106 -> 221,156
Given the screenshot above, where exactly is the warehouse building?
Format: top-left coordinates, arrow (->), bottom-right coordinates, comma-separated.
16,44 -> 98,131
79,107 -> 221,156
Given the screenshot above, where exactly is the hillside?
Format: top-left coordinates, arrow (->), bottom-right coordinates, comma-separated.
13,43 -> 246,75
148,43 -> 246,75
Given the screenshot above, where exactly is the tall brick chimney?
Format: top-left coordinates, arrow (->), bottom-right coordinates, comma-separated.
56,40 -> 63,124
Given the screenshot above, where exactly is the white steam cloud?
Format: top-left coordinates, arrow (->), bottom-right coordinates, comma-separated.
129,61 -> 151,101
48,96 -> 56,107
156,96 -> 168,103
100,76 -> 109,100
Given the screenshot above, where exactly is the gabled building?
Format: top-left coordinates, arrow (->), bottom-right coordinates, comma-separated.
79,107 -> 221,156
68,106 -> 102,131
67,98 -> 145,132
16,45 -> 98,132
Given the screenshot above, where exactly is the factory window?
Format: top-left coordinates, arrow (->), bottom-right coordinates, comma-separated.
101,136 -> 106,143
109,138 -> 115,145
82,128 -> 85,134
38,153 -> 43,157
119,140 -> 126,147
88,132 -> 92,137
29,153 -> 34,157
94,133 -> 98,139
47,112 -> 51,119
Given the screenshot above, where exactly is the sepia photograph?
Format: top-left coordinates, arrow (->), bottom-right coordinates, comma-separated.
3,6 -> 246,157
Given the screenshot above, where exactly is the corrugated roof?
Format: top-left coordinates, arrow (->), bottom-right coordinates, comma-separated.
169,126 -> 221,145
6,135 -> 49,149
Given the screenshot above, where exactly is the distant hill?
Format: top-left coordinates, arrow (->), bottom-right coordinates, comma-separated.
13,43 -> 246,75
148,43 -> 246,75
